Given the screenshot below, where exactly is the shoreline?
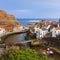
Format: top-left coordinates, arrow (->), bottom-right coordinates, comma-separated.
0,30 -> 28,44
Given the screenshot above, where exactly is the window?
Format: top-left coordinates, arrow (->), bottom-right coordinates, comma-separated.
54,31 -> 56,33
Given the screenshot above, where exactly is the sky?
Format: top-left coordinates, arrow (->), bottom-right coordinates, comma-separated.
0,0 -> 60,18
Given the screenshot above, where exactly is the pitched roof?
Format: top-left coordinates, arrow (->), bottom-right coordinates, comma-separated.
55,27 -> 60,30
16,25 -> 20,27
44,21 -> 53,25
4,26 -> 13,31
41,27 -> 47,30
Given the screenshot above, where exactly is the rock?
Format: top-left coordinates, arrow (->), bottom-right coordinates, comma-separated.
0,10 -> 19,26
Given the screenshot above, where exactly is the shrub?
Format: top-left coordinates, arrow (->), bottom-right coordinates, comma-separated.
0,48 -> 53,60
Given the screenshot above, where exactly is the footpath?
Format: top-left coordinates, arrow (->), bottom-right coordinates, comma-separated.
50,47 -> 60,54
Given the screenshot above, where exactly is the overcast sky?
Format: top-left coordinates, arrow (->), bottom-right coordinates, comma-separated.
0,0 -> 60,18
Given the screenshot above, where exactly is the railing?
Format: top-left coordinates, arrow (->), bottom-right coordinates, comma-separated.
15,39 -> 37,43
50,47 -> 60,54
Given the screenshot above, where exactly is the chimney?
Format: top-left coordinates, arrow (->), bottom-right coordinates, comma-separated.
58,24 -> 60,27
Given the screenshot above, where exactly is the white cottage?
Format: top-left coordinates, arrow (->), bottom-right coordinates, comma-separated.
0,28 -> 5,34
36,28 -> 48,39
34,26 -> 40,33
51,27 -> 60,37
20,26 -> 25,31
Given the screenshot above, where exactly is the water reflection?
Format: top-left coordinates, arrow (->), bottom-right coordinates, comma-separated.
5,33 -> 30,48
14,33 -> 27,42
5,33 -> 27,42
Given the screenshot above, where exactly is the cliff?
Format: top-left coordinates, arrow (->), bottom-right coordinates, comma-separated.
0,10 -> 19,27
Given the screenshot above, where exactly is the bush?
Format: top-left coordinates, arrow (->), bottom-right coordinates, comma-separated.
0,49 -> 53,60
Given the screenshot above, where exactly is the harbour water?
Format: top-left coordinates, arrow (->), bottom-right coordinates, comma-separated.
5,33 -> 30,48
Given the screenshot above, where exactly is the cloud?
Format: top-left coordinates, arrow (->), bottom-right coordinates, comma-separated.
6,9 -> 33,18
28,20 -> 40,22
10,9 -> 31,13
5,0 -> 60,18
32,0 -> 60,8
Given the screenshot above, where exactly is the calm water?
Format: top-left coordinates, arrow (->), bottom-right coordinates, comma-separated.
5,33 -> 30,48
5,33 -> 27,42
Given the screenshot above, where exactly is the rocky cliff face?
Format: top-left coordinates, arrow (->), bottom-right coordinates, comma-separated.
0,10 -> 19,26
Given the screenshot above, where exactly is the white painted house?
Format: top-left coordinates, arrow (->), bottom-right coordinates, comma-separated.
0,28 -> 5,34
20,26 -> 25,31
13,25 -> 25,32
51,27 -> 60,37
34,26 -> 40,33
35,27 -> 48,39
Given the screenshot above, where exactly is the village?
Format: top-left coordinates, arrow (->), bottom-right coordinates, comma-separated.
0,19 -> 59,60
0,9 -> 60,60
0,19 -> 60,40
0,24 -> 25,35
29,20 -> 60,39
0,0 -> 60,59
